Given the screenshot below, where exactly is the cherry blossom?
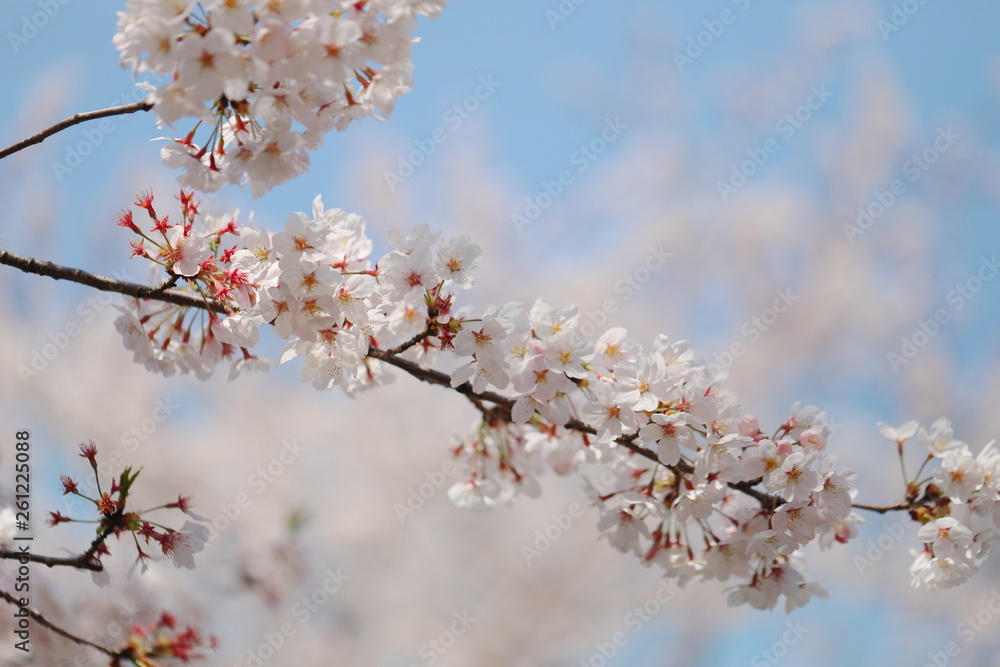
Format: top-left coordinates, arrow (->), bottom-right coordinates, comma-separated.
918,417 -> 967,456
114,0 -> 448,196
107,188 -> 1000,612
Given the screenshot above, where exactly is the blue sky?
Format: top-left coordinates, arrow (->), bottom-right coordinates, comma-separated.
2,1 -> 997,253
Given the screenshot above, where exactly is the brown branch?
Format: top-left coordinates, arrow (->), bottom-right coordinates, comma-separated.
381,326 -> 437,356
3,248 -> 906,517
851,501 -> 911,514
0,520 -> 116,572
366,347 -> 515,408
0,589 -> 118,658
0,549 -> 102,571
0,101 -> 152,161
0,249 -> 227,314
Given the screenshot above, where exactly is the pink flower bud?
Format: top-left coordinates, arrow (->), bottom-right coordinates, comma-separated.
737,414 -> 760,437
799,428 -> 826,451
776,439 -> 795,456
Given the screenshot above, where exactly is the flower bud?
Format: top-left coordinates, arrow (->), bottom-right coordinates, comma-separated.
737,414 -> 760,437
799,428 -> 826,451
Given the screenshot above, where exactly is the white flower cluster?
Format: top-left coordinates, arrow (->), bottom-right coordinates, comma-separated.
876,420 -> 1000,590
115,194 -> 865,611
116,194 -> 482,389
442,314 -> 861,612
113,0 -> 446,196
223,197 -> 483,391
115,194 -> 1000,611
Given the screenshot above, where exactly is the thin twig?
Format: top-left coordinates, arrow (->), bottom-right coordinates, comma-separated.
0,550 -> 102,571
0,589 -> 118,658
0,249 -> 228,314
152,274 -> 181,293
850,501 -> 911,514
381,326 -> 437,357
0,101 -> 152,161
0,520 -> 116,571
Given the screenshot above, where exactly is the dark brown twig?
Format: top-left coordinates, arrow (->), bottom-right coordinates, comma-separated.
0,589 -> 118,657
0,249 -> 228,314
0,520 -> 116,571
850,501 -> 911,514
0,550 -> 102,571
0,101 -> 152,161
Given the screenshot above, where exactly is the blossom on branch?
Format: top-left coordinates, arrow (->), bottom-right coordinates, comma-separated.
107,190 -> 1000,612
114,0 -> 447,196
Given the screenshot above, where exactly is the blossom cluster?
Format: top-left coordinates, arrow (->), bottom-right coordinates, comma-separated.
875,420 -> 1000,590
114,190 -> 876,611
114,189 -> 272,380
114,189 -> 481,388
118,611 -> 216,665
53,441 -> 209,585
442,318 -> 861,613
113,0 -> 446,196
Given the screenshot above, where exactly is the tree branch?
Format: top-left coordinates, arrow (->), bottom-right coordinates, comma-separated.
850,501 -> 911,514
1,248 -> 914,517
366,347 -> 514,408
0,520 -> 116,571
0,249 -> 228,314
0,589 -> 118,658
0,549 -> 103,571
380,326 -> 437,357
0,101 -> 152,161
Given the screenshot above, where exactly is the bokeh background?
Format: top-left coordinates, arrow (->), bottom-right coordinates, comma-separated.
2,1 -> 1000,665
